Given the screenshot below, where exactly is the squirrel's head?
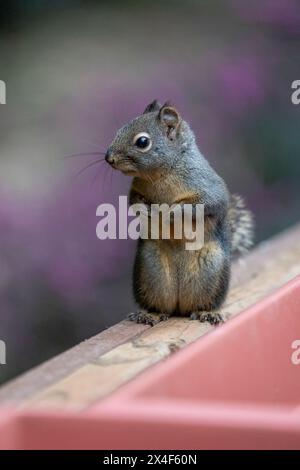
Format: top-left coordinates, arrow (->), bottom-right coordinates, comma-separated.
105,100 -> 191,179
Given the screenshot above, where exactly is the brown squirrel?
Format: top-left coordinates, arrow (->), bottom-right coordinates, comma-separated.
105,100 -> 254,325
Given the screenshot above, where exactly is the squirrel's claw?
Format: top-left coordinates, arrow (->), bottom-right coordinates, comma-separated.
190,311 -> 224,325
127,310 -> 169,326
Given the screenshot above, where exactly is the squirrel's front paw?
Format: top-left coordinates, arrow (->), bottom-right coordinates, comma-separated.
127,310 -> 169,326
190,311 -> 224,325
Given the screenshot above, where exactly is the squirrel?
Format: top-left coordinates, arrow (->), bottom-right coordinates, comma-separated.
105,100 -> 254,325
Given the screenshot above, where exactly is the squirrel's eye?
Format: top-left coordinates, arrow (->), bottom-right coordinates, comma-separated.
133,132 -> 152,152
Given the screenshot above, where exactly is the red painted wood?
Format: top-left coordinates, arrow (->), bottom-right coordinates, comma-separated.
0,275 -> 300,449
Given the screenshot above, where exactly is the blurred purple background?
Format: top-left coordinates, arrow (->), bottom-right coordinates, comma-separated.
0,0 -> 300,384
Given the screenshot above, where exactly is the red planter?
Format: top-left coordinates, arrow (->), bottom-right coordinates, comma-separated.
1,276 -> 300,449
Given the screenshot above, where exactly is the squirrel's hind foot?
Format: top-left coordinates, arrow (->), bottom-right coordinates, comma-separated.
190,311 -> 224,325
127,310 -> 170,326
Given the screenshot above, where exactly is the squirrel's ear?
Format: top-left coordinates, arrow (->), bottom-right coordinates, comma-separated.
143,100 -> 161,114
159,103 -> 181,140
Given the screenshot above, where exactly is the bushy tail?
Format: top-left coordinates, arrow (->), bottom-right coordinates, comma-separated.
228,194 -> 254,258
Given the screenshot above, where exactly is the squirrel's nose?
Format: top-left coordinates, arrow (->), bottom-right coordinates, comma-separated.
105,149 -> 116,165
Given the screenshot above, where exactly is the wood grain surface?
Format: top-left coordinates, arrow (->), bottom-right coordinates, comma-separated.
1,223 -> 300,410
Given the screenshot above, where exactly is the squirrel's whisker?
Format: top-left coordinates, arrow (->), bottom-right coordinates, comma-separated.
74,159 -> 106,178
63,152 -> 106,160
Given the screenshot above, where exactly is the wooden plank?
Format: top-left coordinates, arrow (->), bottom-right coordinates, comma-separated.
1,222 -> 300,410
0,321 -> 149,403
21,318 -> 211,410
